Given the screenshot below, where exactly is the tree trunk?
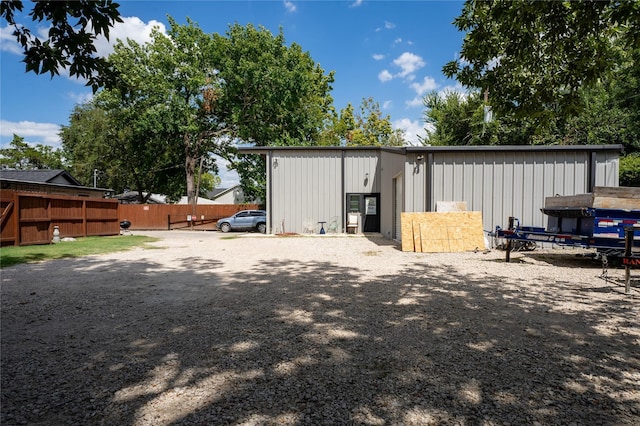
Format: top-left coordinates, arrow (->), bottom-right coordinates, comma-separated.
184,134 -> 197,205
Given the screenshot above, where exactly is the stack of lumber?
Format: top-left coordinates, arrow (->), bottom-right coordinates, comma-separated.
401,211 -> 485,253
545,186 -> 640,210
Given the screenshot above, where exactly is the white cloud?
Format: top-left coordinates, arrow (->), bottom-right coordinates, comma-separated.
67,91 -> 94,106
372,53 -> 385,61
393,37 -> 403,45
438,82 -> 468,98
383,100 -> 392,109
393,52 -> 425,78
378,69 -> 393,82
2,17 -> 165,61
385,21 -> 396,30
405,97 -> 423,108
393,118 -> 428,146
1,120 -> 62,147
0,25 -> 22,54
284,1 -> 297,13
94,16 -> 166,58
349,0 -> 363,8
12,16 -> 166,85
411,76 -> 438,96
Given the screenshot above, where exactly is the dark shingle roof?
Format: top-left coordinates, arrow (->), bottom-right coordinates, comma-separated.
0,169 -> 82,186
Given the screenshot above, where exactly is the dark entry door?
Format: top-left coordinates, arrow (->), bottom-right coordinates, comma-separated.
346,193 -> 380,233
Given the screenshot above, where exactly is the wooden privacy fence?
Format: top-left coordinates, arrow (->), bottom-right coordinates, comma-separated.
1,190 -> 120,247
118,204 -> 261,230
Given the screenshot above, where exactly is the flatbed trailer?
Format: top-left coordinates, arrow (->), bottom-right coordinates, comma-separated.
496,208 -> 640,256
495,207 -> 640,294
494,186 -> 640,271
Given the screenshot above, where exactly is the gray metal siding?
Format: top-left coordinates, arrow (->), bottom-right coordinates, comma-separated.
404,154 -> 427,212
594,151 -> 620,187
263,146 -> 620,238
270,150 -> 342,234
429,151 -> 594,232
343,151 -> 380,193
380,150 -> 406,239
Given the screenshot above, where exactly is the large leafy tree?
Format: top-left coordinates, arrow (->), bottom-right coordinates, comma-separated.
318,98 -> 405,146
1,0 -> 123,91
438,0 -> 639,186
0,134 -> 64,170
91,18 -> 226,203
421,90 -> 537,146
62,20 -> 336,202
60,99 -> 165,194
443,0 -> 640,121
214,23 -> 335,200
60,102 -> 113,188
421,91 -> 486,146
343,98 -> 404,146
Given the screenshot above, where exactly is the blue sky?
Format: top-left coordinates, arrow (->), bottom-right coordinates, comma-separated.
1,0 -> 466,186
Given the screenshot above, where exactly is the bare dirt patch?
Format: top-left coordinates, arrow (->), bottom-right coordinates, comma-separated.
2,231 -> 639,425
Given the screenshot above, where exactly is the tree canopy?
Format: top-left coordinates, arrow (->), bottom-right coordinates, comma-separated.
62,19 -> 337,203
317,98 -> 404,147
213,23 -> 336,200
443,0 -> 640,121
0,134 -> 64,170
1,0 -> 123,91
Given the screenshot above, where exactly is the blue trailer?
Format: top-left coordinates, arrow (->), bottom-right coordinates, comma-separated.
494,187 -> 640,263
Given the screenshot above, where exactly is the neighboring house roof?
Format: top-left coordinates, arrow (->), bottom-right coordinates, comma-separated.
176,196 -> 218,205
208,185 -> 241,200
0,169 -> 82,186
207,187 -> 230,199
114,191 -> 168,204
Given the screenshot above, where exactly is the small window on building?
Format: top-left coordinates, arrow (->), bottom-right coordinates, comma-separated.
348,194 -> 360,212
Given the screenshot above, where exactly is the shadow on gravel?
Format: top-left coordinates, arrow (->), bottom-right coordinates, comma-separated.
1,247 -> 639,425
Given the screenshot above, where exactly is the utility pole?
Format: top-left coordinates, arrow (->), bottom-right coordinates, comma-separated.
93,169 -> 98,188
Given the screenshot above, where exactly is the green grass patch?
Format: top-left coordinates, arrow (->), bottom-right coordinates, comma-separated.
0,235 -> 160,268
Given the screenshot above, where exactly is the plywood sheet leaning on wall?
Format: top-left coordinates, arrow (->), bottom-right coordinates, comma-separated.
401,212 -> 485,253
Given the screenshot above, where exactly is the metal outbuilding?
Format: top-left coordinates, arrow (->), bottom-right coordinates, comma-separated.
239,145 -> 622,241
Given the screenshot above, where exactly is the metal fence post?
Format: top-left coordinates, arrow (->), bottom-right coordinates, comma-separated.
624,227 -> 633,295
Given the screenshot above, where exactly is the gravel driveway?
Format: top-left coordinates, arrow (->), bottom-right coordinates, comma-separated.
1,231 -> 639,425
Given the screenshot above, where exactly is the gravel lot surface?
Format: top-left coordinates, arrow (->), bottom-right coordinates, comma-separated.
1,231 -> 639,426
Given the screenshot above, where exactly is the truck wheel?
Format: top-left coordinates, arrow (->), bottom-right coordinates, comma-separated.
220,223 -> 231,233
257,223 -> 266,234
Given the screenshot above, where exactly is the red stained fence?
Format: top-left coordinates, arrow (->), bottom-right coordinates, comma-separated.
0,190 -> 260,246
1,190 -> 120,247
118,204 -> 260,230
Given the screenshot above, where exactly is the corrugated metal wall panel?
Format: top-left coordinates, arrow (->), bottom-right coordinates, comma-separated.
270,150 -> 342,234
264,146 -> 620,238
344,151 -> 380,193
380,150 -> 407,238
403,153 -> 427,212
429,150 -> 593,233
595,151 -> 619,186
